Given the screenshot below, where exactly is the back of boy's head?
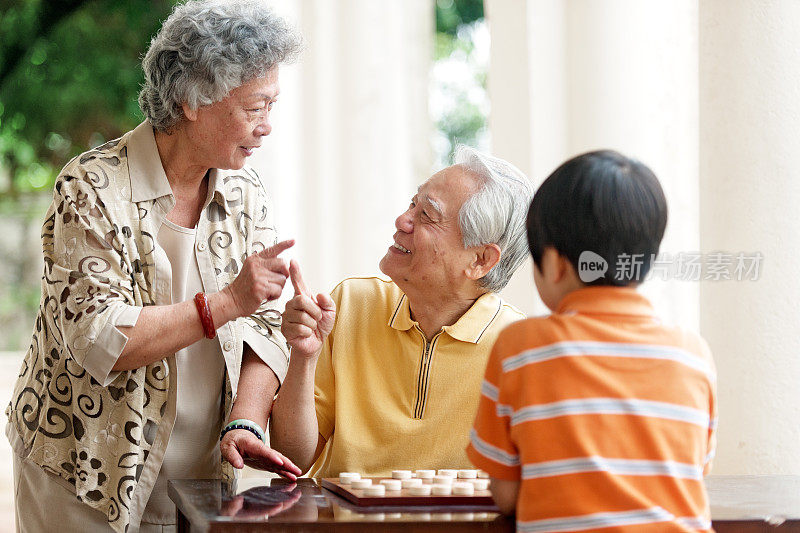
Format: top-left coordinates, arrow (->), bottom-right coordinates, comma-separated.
526,150 -> 668,286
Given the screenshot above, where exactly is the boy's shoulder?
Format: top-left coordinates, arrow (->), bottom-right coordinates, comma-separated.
494,310 -> 714,374
493,313 -> 574,355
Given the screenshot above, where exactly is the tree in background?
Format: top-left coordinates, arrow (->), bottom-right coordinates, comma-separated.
432,0 -> 488,168
0,0 -> 175,203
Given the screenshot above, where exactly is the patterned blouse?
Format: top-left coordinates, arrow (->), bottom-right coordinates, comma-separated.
5,121 -> 289,532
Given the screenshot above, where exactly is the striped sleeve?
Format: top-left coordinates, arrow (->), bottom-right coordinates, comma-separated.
467,331 -> 521,480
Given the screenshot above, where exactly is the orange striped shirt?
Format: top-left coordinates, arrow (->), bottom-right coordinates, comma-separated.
467,287 -> 717,532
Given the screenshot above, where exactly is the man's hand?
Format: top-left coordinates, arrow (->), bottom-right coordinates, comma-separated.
225,239 -> 295,318
281,260 -> 336,358
220,429 -> 302,481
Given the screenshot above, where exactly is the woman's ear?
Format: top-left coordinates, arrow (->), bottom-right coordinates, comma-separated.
465,243 -> 502,282
182,103 -> 198,122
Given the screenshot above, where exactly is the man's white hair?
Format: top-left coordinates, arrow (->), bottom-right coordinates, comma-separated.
455,145 -> 535,292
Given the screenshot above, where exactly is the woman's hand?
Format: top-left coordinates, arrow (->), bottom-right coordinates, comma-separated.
220,429 -> 302,480
281,260 -> 336,359
225,239 -> 294,318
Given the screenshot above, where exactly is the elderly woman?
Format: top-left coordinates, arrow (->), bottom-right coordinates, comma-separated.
6,1 -> 302,531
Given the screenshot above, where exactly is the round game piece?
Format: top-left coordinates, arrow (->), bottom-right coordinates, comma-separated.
408,484 -> 432,496
457,469 -> 478,479
452,482 -> 475,496
380,479 -> 402,491
415,469 -> 436,479
431,484 -> 452,496
469,478 -> 490,490
351,479 -> 373,489
391,470 -> 413,480
401,478 -> 423,488
364,485 -> 386,497
432,474 -> 454,485
437,469 -> 458,478
477,470 -> 489,479
339,472 -> 361,484
431,513 -> 453,521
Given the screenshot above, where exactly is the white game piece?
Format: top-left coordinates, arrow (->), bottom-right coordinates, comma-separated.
469,478 -> 490,490
431,484 -> 452,495
452,482 -> 475,496
437,469 -> 458,478
408,484 -> 432,496
415,469 -> 436,479
457,469 -> 478,479
401,478 -> 423,488
364,485 -> 386,496
391,470 -> 413,480
453,512 -> 475,521
477,470 -> 489,479
351,479 -> 373,489
432,474 -> 454,485
380,479 -> 402,491
339,472 -> 361,484
431,513 -> 453,521
387,513 -> 402,519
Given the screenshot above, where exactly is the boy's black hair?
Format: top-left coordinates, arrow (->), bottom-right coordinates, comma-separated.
526,150 -> 668,286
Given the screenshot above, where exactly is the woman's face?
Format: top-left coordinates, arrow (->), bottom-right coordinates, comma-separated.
185,66 -> 280,170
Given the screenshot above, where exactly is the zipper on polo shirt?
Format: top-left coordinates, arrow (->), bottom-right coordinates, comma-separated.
412,326 -> 442,419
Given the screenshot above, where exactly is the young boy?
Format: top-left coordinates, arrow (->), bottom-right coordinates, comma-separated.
467,150 -> 717,532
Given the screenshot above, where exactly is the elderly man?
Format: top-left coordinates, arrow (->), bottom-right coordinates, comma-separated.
221,146 -> 533,477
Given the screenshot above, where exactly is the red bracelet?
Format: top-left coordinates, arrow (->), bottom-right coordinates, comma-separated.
194,292 -> 216,339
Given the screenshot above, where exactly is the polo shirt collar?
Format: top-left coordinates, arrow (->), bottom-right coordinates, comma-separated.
388,291 -> 503,344
127,121 -> 231,215
556,286 -> 656,318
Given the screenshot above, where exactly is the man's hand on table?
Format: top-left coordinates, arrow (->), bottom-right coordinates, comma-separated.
220,428 -> 302,480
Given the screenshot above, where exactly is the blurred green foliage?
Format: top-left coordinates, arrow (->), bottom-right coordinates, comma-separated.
0,0 -> 175,205
433,0 -> 487,166
0,0 -> 175,350
435,0 -> 483,37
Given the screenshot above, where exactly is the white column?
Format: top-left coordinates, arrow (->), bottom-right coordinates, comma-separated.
487,0 -> 699,328
699,0 -> 800,474
253,0 -> 433,297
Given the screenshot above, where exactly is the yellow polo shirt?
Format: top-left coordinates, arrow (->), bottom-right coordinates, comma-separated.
309,277 -> 525,478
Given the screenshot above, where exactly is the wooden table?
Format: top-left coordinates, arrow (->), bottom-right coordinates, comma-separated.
169,475 -> 800,532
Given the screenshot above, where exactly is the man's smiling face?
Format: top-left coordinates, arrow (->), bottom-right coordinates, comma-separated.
379,165 -> 481,297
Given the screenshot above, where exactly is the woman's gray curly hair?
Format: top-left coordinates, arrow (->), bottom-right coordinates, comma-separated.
455,145 -> 535,293
138,0 -> 302,132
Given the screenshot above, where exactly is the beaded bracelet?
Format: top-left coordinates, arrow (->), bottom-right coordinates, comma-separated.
220,419 -> 266,443
194,292 -> 216,339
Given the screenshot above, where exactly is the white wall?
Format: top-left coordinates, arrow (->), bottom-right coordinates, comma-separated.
487,0 -> 700,328
251,0 -> 434,301
489,0 -> 800,476
699,0 -> 800,474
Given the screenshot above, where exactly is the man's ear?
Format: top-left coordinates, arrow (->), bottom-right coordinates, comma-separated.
182,102 -> 198,122
466,243 -> 502,282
